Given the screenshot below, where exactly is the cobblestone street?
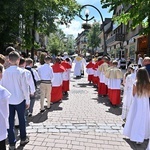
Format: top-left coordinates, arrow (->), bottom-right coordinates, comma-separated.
7,66 -> 148,150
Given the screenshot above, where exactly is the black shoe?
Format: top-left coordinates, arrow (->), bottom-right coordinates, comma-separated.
20,136 -> 29,146
63,91 -> 68,95
15,125 -> 19,129
28,113 -> 32,117
40,109 -> 45,113
112,105 -> 117,108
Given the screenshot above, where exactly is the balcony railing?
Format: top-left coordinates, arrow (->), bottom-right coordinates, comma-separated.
106,33 -> 125,46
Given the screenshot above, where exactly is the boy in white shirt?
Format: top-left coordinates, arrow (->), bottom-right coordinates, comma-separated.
25,58 -> 40,116
38,56 -> 53,112
1,51 -> 30,149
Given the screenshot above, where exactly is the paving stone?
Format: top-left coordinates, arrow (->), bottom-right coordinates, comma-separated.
48,129 -> 60,133
38,128 -> 48,133
95,129 -> 106,133
65,126 -> 76,129
111,126 -> 121,130
99,126 -> 112,130
76,126 -> 88,129
56,126 -> 66,129
26,128 -> 38,133
59,129 -> 71,133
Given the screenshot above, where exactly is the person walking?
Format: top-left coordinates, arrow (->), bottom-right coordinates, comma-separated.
143,56 -> 150,76
51,57 -> 65,103
73,54 -> 83,77
0,84 -> 11,150
123,67 -> 150,144
137,54 -> 143,68
25,58 -> 40,115
97,56 -> 109,97
19,57 -> 36,116
86,58 -> 94,84
38,55 -> 53,113
107,60 -> 123,106
3,46 -> 15,69
61,58 -> 72,95
1,51 -> 30,150
121,64 -> 136,121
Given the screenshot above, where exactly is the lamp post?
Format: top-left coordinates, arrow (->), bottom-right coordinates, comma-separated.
78,4 -> 107,56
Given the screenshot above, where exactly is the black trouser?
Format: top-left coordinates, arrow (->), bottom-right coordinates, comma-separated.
138,64 -> 142,68
0,139 -> 6,150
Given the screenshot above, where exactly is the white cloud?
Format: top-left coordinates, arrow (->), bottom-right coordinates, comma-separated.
59,20 -> 84,39
58,0 -> 112,39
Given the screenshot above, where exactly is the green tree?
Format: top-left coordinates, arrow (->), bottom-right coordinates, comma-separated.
64,35 -> 75,55
87,21 -> 101,54
100,0 -> 150,55
0,0 -> 80,56
47,33 -> 61,55
47,29 -> 67,55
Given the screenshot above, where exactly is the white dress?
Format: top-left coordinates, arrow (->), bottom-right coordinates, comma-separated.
73,57 -> 83,76
123,92 -> 150,143
121,73 -> 136,120
0,85 -> 11,141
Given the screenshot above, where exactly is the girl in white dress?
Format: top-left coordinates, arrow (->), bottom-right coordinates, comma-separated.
122,64 -> 136,120
123,67 -> 150,144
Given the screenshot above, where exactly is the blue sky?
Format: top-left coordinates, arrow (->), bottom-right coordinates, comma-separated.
59,0 -> 113,38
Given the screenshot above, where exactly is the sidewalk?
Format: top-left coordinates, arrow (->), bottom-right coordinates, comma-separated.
7,66 -> 148,150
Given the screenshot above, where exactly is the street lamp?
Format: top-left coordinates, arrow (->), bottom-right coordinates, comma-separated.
85,9 -> 90,23
79,4 -> 107,56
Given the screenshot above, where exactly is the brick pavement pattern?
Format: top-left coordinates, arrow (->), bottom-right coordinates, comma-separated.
6,65 -> 148,150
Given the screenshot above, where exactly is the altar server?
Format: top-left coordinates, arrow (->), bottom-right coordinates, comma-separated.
51,57 -> 65,103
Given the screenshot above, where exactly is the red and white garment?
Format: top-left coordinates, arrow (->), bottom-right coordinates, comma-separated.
107,67 -> 123,105
61,60 -> 72,92
97,62 -> 108,95
86,61 -> 94,82
51,63 -> 65,102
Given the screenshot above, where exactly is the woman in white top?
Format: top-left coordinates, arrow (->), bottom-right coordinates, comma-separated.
123,67 -> 150,144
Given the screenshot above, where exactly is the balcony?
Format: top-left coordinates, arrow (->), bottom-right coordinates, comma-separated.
106,33 -> 125,46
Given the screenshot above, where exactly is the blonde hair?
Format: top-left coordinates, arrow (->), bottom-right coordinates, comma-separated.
136,67 -> 150,97
0,63 -> 3,73
25,58 -> 33,66
0,54 -> 5,65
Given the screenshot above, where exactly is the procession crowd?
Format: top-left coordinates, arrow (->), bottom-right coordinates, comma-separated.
0,46 -> 150,150
84,53 -> 150,148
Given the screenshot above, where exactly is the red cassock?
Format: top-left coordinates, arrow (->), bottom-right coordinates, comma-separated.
107,67 -> 123,105
61,61 -> 72,92
110,89 -> 121,105
86,61 -> 94,82
98,62 -> 108,96
51,63 -> 65,102
92,63 -> 99,85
